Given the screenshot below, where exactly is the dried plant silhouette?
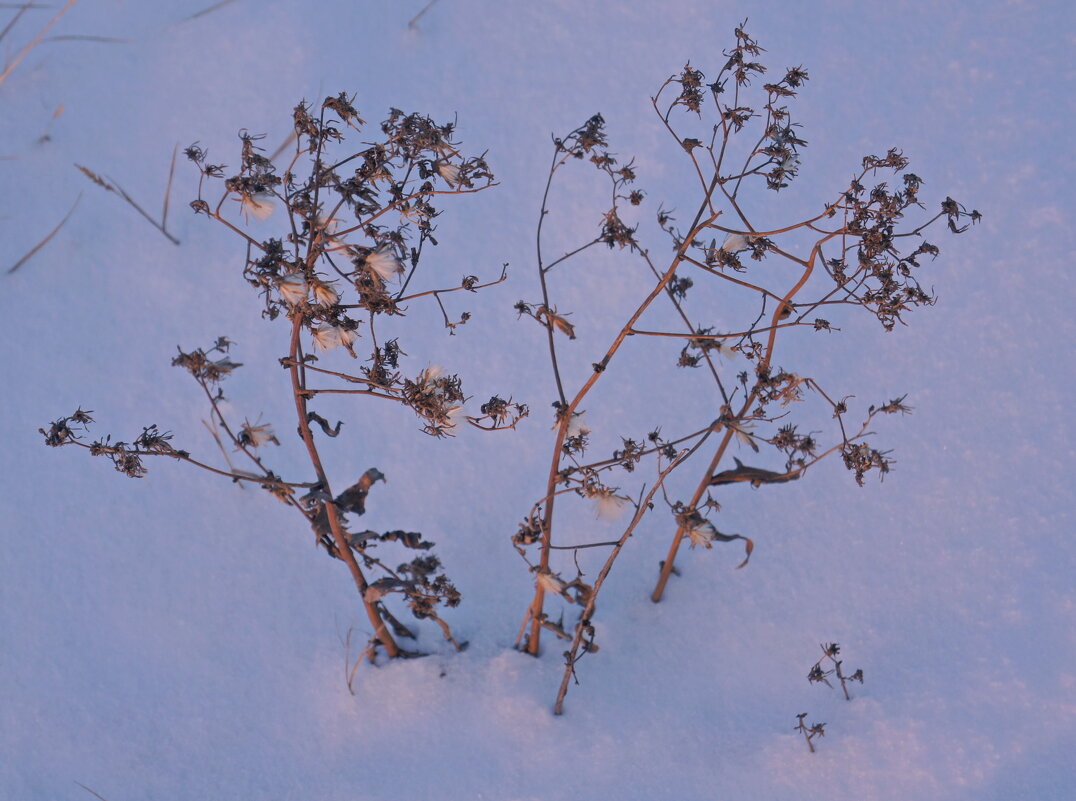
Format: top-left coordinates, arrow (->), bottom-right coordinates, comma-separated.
512,23 -> 977,712
795,712 -> 826,753
42,93 -> 524,663
808,642 -> 863,701
39,24 -> 976,710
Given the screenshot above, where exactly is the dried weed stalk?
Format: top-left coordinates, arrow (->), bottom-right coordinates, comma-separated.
794,712 -> 826,753
513,23 -> 977,711
43,93 -> 523,663
807,642 -> 864,701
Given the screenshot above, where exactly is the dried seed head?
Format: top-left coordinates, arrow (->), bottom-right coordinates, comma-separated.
311,280 -> 340,307
437,161 -> 461,186
686,519 -> 718,549
536,570 -> 567,596
366,247 -> 405,282
720,232 -> 752,252
241,192 -> 275,221
238,420 -> 278,448
311,325 -> 343,352
278,274 -> 309,306
593,489 -> 629,521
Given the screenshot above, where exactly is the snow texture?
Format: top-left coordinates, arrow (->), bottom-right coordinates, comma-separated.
2,1 -> 1072,799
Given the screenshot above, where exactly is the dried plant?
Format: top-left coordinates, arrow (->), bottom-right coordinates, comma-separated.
513,22 -> 977,711
807,642 -> 864,701
42,93 -> 524,664
794,712 -> 826,753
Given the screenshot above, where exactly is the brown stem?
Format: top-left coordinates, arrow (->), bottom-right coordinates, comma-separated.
651,234 -> 832,601
287,315 -> 399,658
554,448 -> 697,714
519,169 -> 724,655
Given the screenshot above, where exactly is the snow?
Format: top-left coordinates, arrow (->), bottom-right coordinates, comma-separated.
2,1 -> 1072,799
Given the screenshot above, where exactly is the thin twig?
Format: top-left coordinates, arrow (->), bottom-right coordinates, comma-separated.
554,445 -> 703,714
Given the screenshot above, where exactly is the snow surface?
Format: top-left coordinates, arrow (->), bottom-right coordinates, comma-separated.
2,1 -> 1073,799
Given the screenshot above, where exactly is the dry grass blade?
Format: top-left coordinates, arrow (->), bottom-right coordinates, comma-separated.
74,782 -> 112,801
0,3 -> 34,46
408,0 -> 441,29
162,143 -> 178,230
76,163 -> 180,245
75,162 -> 112,190
0,0 -> 78,91
43,33 -> 128,43
7,192 -> 80,274
180,0 -> 237,22
201,418 -> 248,490
269,129 -> 296,162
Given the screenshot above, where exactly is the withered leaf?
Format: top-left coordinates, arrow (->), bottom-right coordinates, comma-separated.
364,577 -> 411,603
379,530 -> 434,550
710,457 -> 801,487
307,411 -> 343,437
335,467 -> 386,515
708,531 -> 754,569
